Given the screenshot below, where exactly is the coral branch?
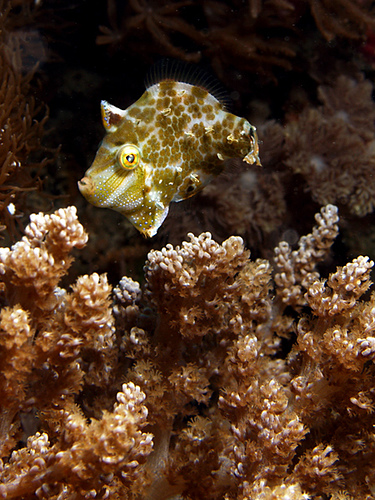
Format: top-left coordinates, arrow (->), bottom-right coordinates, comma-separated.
1,205 -> 375,497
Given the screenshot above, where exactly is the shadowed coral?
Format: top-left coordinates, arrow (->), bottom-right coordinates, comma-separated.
306,0 -> 375,41
0,2 -> 50,237
97,0 -> 375,82
284,75 -> 375,216
318,75 -> 375,142
198,165 -> 286,246
159,74 -> 375,250
97,0 -> 205,61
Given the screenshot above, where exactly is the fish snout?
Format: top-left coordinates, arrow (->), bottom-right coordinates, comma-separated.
78,176 -> 96,198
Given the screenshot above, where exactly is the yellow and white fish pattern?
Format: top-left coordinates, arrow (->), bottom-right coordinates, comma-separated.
78,79 -> 261,237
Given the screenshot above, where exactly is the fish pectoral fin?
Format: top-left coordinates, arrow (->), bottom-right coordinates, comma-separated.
173,172 -> 203,202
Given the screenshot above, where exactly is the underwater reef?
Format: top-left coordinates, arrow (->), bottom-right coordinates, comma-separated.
2,0 -> 375,498
1,205 -> 375,498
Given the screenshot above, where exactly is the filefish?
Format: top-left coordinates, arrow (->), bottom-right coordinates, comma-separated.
78,73 -> 261,237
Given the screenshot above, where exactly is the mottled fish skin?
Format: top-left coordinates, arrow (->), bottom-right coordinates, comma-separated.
78,80 -> 261,237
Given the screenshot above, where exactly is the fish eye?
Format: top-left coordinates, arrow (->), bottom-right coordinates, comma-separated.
118,145 -> 140,170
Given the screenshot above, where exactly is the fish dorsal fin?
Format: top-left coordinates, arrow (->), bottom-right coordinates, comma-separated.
101,100 -> 126,131
145,59 -> 230,110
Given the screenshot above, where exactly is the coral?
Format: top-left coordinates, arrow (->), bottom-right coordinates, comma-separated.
97,0 -> 205,62
120,203 -> 375,498
306,0 -> 375,42
1,205 -> 375,497
0,383 -> 153,499
96,0 -> 375,81
96,0 -> 298,78
205,15 -> 296,79
4,3 -> 375,496
283,74 -> 375,216
198,165 -> 286,246
0,207 -> 123,466
317,74 -> 375,142
274,204 -> 339,307
0,1 -> 50,238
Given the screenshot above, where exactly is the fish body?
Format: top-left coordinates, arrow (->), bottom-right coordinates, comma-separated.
79,79 -> 261,237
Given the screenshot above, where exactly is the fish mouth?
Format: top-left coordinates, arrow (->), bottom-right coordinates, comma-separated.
78,176 -> 96,197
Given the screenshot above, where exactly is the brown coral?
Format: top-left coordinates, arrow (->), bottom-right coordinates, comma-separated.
1,205 -> 375,498
306,0 -> 375,42
0,207 -> 121,462
274,203 -> 339,307
284,74 -> 375,216
0,383 -> 153,499
0,1 -> 50,238
97,0 -> 375,83
97,0 -> 205,62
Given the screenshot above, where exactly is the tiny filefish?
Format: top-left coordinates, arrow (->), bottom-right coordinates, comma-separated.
78,69 -> 261,237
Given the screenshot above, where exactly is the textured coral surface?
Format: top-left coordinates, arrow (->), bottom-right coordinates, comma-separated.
2,0 -> 375,498
0,206 -> 375,498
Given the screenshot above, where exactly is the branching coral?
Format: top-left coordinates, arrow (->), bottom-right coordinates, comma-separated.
306,0 -> 375,42
1,204 -> 375,498
121,204 -> 375,498
0,1 -> 50,237
282,74 -> 375,216
97,0 -> 375,81
0,383 -> 153,499
0,207 -> 127,475
97,0 -> 205,62
274,203 -> 339,307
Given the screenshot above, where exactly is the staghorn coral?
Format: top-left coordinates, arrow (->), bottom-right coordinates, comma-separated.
2,205 -> 375,497
119,203 -> 375,498
273,203 -> 339,308
0,383 -> 153,499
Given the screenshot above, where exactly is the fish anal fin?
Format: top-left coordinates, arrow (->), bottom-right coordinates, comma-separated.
128,205 -> 170,238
